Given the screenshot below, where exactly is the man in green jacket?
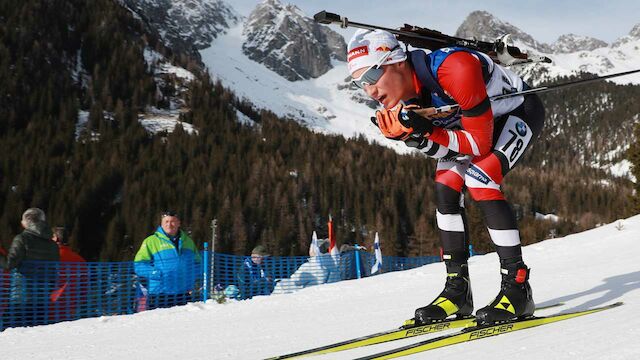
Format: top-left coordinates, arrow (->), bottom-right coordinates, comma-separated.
0,208 -> 59,327
134,211 -> 201,310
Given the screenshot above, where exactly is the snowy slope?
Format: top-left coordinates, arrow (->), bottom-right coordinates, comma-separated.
519,37 -> 640,85
2,216 -> 640,359
200,23 -> 413,154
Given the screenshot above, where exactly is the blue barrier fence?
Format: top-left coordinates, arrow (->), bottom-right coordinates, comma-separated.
1,250 -> 439,331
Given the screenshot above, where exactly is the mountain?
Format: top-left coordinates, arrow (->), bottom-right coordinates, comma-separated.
455,11 -> 640,86
121,0 -> 240,56
455,10 -> 553,53
242,0 -> 346,81
612,23 -> 640,47
551,34 -> 608,53
455,11 -> 610,55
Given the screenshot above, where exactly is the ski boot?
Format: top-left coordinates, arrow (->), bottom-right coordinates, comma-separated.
414,263 -> 473,324
475,259 -> 535,325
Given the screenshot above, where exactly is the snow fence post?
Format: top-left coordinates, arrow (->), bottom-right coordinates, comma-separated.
355,244 -> 362,279
203,242 -> 209,302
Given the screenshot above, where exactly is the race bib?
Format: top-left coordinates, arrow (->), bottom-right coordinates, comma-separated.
494,115 -> 533,169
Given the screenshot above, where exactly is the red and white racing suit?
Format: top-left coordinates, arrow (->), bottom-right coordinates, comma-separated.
409,47 -> 545,264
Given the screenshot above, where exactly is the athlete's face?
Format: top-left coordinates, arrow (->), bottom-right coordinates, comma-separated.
353,61 -> 416,109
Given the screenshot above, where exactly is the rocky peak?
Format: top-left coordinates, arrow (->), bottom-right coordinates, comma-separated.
455,10 -> 552,53
122,0 -> 240,54
630,23 -> 640,39
613,23 -> 640,47
242,0 -> 346,81
551,33 -> 608,53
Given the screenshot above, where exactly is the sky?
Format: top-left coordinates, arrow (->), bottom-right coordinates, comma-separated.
229,0 -> 640,44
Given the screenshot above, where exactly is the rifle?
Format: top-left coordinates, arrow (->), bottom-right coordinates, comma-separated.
313,10 -> 551,66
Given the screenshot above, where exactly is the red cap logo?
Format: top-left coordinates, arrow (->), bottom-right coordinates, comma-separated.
347,46 -> 368,62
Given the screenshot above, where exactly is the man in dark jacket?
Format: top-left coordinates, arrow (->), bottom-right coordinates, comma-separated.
0,208 -> 59,327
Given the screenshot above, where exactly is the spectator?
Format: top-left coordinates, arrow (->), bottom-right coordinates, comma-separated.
134,211 -> 201,310
235,245 -> 274,299
273,239 -> 341,294
52,227 -> 85,262
49,227 -> 87,322
0,208 -> 59,327
339,243 -> 370,280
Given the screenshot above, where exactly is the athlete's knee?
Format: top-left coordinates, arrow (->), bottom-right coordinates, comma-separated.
435,183 -> 463,213
476,200 -> 517,227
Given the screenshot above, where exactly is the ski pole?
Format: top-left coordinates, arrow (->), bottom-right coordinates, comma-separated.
422,68 -> 640,115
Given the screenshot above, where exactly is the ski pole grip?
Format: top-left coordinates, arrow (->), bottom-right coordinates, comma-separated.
314,11 -> 344,25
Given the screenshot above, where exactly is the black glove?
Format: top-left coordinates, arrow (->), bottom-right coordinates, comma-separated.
404,134 -> 429,149
398,109 -> 434,138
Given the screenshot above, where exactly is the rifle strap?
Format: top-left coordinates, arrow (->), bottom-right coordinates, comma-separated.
409,50 -> 453,105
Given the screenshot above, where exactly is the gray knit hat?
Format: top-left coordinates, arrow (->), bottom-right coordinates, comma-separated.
251,245 -> 269,256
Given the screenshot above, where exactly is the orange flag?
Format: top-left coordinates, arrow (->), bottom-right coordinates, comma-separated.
328,215 -> 339,255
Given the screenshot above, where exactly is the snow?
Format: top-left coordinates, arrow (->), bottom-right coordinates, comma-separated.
513,32 -> 640,86
2,215 -> 640,359
589,144 -> 637,182
75,110 -> 115,141
75,110 -> 90,140
138,108 -> 198,135
235,109 -> 257,126
534,212 -> 560,222
143,48 -> 195,82
609,159 -> 637,183
137,49 -> 197,135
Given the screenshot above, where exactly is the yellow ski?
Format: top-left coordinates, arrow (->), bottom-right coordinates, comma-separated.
265,302 -> 563,359
356,302 -> 623,360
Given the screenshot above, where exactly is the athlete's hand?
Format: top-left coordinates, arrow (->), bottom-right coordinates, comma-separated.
372,104 -> 433,141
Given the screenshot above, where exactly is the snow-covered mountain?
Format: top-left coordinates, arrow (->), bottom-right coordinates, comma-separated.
242,0 -> 346,81
456,10 -> 554,53
200,0 -> 410,153
3,215 -> 640,359
551,34 -> 608,54
122,0 -> 240,54
456,11 -> 640,85
200,22 -> 397,148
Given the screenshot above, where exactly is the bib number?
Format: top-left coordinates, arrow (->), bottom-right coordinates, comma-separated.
495,116 -> 532,169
